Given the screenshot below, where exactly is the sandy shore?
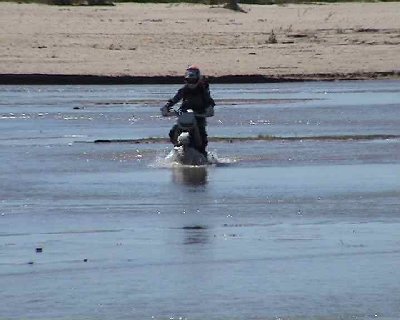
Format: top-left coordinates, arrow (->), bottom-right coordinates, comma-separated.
1,2 -> 400,82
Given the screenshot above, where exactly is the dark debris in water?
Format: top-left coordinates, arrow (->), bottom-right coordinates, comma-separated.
182,226 -> 207,230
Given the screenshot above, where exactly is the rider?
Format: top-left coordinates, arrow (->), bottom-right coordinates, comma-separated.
162,65 -> 215,157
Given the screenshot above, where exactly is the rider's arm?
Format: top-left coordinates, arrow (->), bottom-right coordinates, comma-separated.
203,83 -> 216,107
165,87 -> 184,109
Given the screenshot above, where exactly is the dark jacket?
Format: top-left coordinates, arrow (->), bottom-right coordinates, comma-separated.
166,81 -> 215,115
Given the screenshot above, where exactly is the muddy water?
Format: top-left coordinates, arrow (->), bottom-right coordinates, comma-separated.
1,81 -> 400,320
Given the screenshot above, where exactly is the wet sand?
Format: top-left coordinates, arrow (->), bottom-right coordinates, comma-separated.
1,2 -> 400,82
1,81 -> 400,319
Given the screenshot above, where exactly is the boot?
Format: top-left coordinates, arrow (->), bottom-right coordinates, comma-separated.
198,146 -> 208,159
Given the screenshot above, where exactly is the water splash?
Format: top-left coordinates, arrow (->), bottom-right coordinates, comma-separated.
148,150 -> 174,168
149,149 -> 235,168
207,150 -> 237,167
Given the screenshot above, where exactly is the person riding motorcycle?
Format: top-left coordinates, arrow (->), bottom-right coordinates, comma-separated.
162,65 -> 215,157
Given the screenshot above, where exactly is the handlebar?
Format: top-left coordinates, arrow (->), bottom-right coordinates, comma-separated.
160,106 -> 214,118
160,106 -> 177,117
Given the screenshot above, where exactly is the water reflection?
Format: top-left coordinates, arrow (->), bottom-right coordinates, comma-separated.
182,226 -> 209,245
172,166 -> 208,186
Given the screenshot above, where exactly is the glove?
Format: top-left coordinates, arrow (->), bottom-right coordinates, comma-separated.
161,105 -> 172,117
205,105 -> 214,117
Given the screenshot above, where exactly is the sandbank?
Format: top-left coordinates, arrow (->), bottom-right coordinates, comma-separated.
0,2 -> 400,83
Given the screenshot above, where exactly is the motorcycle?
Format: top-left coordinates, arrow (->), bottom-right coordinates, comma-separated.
161,106 -> 214,166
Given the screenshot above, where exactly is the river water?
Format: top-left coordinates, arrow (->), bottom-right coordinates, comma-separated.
1,81 -> 400,320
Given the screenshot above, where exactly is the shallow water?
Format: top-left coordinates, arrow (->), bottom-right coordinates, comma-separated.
1,81 -> 400,320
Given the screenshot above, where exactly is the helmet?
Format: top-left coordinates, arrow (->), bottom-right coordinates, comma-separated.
184,65 -> 201,88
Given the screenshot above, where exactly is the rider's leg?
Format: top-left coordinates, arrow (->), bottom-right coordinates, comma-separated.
169,125 -> 180,146
197,124 -> 208,157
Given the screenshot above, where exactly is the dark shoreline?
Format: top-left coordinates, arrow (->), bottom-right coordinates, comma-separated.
1,71 -> 399,85
91,134 -> 400,144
